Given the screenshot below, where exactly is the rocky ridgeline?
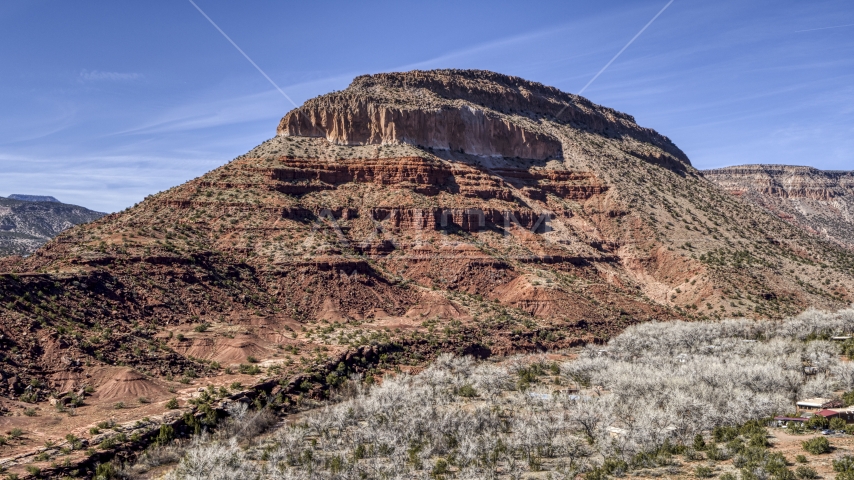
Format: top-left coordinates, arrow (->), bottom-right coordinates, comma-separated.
278,69 -> 689,167
0,196 -> 105,257
703,165 -> 854,248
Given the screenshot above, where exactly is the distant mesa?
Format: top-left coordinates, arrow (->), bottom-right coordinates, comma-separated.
8,194 -> 61,203
702,164 -> 854,248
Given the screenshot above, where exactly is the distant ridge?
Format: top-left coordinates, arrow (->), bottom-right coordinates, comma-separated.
702,164 -> 854,249
0,195 -> 105,257
7,194 -> 61,203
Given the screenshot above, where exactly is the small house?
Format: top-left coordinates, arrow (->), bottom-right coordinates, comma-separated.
773,416 -> 806,427
815,408 -> 854,424
797,398 -> 842,412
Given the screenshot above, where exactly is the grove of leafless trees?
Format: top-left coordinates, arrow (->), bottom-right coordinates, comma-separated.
158,307 -> 854,479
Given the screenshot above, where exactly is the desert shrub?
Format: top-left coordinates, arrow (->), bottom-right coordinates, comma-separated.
684,449 -> 704,461
23,408 -> 36,417
714,426 -> 740,443
456,384 -> 478,398
432,458 -> 450,476
727,437 -> 746,455
749,432 -> 770,448
693,433 -> 707,451
740,420 -> 768,437
802,436 -> 831,454
9,428 -> 23,439
601,457 -> 629,476
796,454 -> 808,463
836,456 -> 854,480
99,436 -> 119,450
19,391 -> 37,403
706,444 -> 729,461
830,417 -> 847,431
238,364 -> 261,375
834,455 -> 854,473
155,425 -> 174,446
695,465 -> 714,477
838,469 -> 854,480
94,462 -> 117,480
134,442 -> 184,471
65,434 -> 82,450
806,415 -> 829,430
795,465 -> 818,479
165,397 -> 179,409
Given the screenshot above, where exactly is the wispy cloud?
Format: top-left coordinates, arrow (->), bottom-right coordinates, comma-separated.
399,25 -> 574,71
795,23 -> 854,33
577,0 -> 675,95
111,73 -> 352,137
79,69 -> 141,81
0,151 -> 222,212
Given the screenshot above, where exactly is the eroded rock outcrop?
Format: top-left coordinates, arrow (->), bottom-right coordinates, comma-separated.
278,69 -> 689,167
280,100 -> 564,160
703,165 -> 854,247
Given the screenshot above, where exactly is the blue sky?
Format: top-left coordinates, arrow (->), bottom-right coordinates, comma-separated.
0,0 -> 852,212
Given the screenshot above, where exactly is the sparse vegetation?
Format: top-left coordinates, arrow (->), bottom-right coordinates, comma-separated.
802,436 -> 831,455
159,308 -> 854,479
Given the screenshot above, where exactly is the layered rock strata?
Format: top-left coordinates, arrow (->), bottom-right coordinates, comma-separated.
703,165 -> 854,248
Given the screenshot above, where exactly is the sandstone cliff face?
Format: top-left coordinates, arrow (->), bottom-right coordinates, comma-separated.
703,165 -> 854,248
278,69 -> 689,167
280,100 -> 563,160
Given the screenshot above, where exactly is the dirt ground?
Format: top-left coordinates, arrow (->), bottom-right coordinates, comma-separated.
0,370 -> 262,475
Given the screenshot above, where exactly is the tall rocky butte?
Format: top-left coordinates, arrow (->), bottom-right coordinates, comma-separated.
1,69 -> 853,397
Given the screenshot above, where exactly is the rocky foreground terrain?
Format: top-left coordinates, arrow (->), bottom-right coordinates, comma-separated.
0,69 -> 853,477
703,165 -> 854,249
0,196 -> 104,257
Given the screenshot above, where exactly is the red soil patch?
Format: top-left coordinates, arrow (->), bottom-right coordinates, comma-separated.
174,335 -> 272,365
91,367 -> 168,402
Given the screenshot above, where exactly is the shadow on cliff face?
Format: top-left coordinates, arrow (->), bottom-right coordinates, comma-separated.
624,149 -> 691,176
429,148 -> 557,169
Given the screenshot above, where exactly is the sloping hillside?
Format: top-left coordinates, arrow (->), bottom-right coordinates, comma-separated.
0,69 -> 852,402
